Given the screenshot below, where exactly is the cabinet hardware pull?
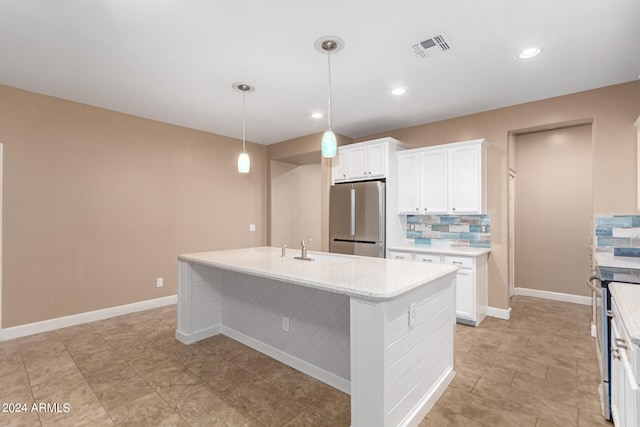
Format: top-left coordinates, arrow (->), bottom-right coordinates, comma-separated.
615,338 -> 628,349
422,259 -> 432,262
611,348 -> 620,360
607,310 -> 615,318
452,261 -> 463,265
395,256 -> 405,259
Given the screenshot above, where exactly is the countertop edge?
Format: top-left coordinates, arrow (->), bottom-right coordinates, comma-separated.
178,251 -> 458,302
609,282 -> 640,346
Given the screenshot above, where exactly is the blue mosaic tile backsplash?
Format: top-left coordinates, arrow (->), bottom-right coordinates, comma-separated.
406,214 -> 491,249
595,215 -> 640,257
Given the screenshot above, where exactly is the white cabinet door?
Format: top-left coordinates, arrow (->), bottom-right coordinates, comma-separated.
367,143 -> 387,178
397,152 -> 421,214
332,149 -> 348,183
421,149 -> 449,213
611,321 -> 626,427
449,144 -> 481,213
347,146 -> 368,181
454,268 -> 475,320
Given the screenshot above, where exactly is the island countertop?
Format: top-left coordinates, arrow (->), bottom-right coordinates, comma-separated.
178,246 -> 457,301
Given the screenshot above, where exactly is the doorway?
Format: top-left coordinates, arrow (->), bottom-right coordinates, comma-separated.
512,124 -> 593,300
270,153 -> 322,252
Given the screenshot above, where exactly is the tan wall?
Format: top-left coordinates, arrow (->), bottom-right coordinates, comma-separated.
515,125 -> 593,296
271,161 -> 322,251
0,85 -> 267,328
356,81 -> 640,310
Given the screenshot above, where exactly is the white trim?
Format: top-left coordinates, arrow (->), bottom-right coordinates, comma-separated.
222,325 -> 351,395
0,295 -> 177,341
175,325 -> 219,345
486,305 -> 511,320
512,287 -> 591,305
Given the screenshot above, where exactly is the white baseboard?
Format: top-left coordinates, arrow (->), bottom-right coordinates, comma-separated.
175,325 -> 220,345
486,306 -> 512,320
222,325 -> 351,395
512,287 -> 591,305
0,295 -> 177,342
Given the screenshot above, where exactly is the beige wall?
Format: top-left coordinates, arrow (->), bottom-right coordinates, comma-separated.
271,161 -> 322,251
0,85 -> 267,328
355,80 -> 640,310
515,125 -> 593,296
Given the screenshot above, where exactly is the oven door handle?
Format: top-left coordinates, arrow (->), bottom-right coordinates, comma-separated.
586,275 -> 602,296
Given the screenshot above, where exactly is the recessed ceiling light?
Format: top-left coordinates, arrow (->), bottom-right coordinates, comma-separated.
517,47 -> 543,59
391,87 -> 407,95
311,112 -> 323,119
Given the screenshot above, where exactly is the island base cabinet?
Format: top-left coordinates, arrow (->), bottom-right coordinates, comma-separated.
350,272 -> 456,427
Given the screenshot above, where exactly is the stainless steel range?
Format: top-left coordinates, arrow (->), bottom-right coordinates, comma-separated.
589,253 -> 640,421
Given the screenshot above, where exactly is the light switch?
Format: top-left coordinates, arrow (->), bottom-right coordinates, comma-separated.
249,224 -> 256,232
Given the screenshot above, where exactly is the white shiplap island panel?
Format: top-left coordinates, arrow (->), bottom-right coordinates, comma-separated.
176,247 -> 457,427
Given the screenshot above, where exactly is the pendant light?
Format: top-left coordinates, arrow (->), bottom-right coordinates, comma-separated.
316,37 -> 344,158
233,82 -> 254,173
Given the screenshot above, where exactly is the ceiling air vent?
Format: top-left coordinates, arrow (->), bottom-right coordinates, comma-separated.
410,32 -> 454,59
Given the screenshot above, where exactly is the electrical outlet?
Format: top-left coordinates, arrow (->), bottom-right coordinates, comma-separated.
249,224 -> 256,232
156,277 -> 163,288
282,315 -> 290,333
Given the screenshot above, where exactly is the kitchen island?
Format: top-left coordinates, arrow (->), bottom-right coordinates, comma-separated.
176,247 -> 457,427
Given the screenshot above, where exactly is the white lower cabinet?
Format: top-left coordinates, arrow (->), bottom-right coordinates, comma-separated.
388,250 -> 488,326
610,298 -> 640,427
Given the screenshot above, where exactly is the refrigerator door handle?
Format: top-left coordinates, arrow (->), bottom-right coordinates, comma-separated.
350,187 -> 356,237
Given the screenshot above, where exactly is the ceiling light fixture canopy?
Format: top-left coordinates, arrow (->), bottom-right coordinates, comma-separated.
233,82 -> 254,173
316,36 -> 344,158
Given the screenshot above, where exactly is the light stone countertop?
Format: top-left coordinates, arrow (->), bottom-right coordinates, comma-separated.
178,246 -> 458,302
609,282 -> 640,346
595,252 -> 640,270
388,245 -> 491,257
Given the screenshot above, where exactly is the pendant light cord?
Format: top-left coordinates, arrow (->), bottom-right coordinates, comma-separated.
327,49 -> 332,131
242,89 -> 247,153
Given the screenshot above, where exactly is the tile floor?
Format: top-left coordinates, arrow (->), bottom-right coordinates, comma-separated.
0,296 -> 612,426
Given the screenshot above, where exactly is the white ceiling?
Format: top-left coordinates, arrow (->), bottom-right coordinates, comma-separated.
1,1 -> 639,145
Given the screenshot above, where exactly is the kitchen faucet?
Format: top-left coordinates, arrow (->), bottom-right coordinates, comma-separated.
294,239 -> 314,261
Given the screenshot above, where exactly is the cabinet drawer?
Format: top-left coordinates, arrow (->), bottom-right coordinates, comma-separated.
444,255 -> 473,269
415,254 -> 442,264
388,251 -> 413,261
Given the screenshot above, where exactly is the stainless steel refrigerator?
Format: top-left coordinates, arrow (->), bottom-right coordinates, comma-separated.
329,181 -> 385,258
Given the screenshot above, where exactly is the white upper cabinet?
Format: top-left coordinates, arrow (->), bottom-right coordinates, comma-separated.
422,149 -> 449,213
396,139 -> 487,214
449,143 -> 483,213
331,137 -> 405,184
396,152 -> 421,213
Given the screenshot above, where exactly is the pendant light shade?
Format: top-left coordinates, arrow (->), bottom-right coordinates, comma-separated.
322,130 -> 337,158
233,83 -> 254,174
237,151 -> 250,173
316,37 -> 344,158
